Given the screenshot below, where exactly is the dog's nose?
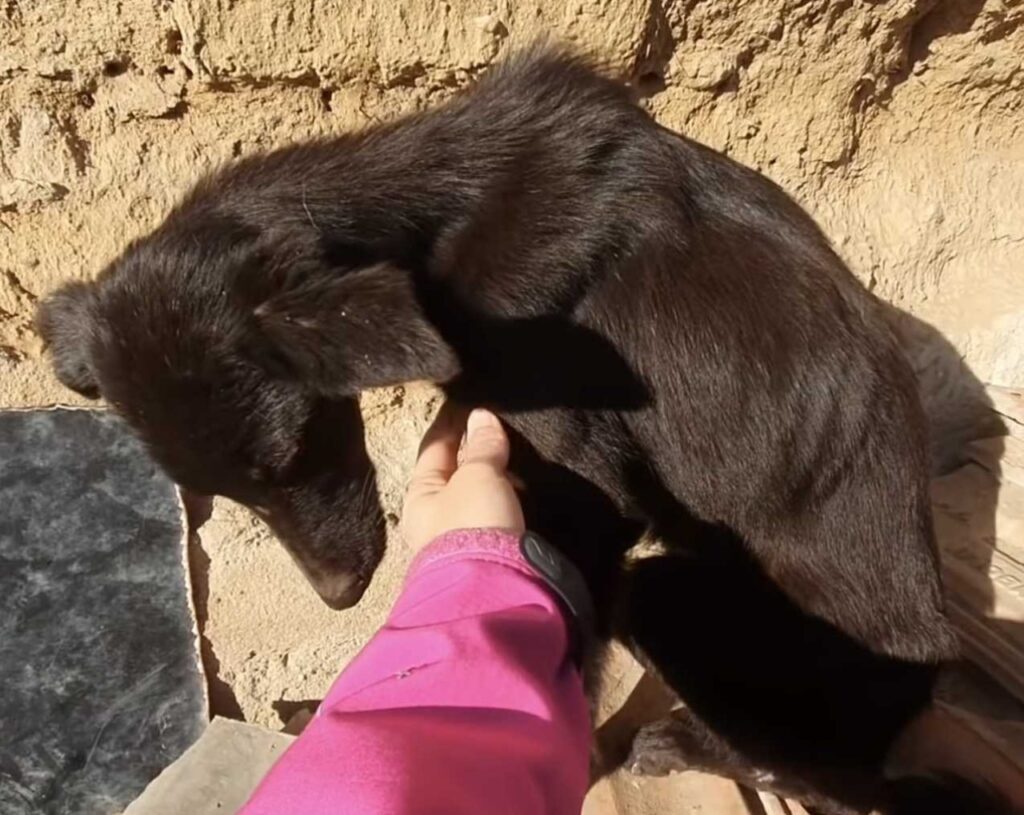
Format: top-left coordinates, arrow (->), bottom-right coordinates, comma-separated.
314,572 -> 368,610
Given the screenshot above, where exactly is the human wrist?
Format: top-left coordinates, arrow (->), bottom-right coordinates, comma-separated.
407,528 -> 596,667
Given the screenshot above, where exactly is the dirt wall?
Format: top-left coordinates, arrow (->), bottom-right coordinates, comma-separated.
2,0 -> 1021,730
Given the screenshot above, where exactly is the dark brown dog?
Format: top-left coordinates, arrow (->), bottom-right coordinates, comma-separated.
36,47 -> 1004,813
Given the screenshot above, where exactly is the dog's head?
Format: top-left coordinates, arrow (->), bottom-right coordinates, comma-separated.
36,215 -> 459,609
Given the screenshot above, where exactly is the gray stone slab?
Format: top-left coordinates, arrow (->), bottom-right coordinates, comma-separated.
123,718 -> 293,815
0,409 -> 206,815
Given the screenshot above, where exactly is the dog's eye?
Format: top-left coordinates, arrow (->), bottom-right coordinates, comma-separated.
246,466 -> 267,484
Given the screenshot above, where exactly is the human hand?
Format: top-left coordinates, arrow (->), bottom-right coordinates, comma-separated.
402,403 -> 525,553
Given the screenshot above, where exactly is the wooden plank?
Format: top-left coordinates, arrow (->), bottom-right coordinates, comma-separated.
757,791 -> 788,815
933,431 -> 1024,702
889,703 -> 1024,810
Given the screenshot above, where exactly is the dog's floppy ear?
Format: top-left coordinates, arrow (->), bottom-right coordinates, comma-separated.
249,262 -> 459,392
35,281 -> 101,399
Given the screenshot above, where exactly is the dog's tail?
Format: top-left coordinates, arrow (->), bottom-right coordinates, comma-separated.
881,771 -> 1016,815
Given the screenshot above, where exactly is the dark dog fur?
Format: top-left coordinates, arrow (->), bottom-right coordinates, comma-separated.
37,47 -> 1004,813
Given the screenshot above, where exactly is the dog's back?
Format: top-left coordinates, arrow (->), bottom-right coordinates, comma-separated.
422,51 -> 970,809
592,128 -> 955,660
425,49 -> 956,660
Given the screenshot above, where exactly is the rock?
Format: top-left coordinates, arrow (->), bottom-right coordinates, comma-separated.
123,718 -> 293,815
0,107 -> 82,209
670,47 -> 736,91
93,73 -> 184,122
0,409 -> 207,815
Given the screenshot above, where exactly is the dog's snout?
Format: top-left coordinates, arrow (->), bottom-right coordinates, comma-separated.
314,572 -> 368,610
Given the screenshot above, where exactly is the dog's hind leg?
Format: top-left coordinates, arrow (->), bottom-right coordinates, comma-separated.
617,547 -> 938,815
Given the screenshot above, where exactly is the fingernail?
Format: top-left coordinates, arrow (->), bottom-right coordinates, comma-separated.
467,408 -> 499,437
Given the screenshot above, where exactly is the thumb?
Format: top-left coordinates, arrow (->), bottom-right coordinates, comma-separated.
459,409 -> 510,471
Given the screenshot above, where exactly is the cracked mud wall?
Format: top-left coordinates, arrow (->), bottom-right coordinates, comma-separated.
1,0 -> 1022,728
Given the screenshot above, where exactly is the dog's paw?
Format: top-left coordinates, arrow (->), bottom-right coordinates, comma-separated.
626,719 -> 691,777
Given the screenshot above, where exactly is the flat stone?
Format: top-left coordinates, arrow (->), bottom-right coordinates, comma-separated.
124,718 -> 293,815
0,408 -> 206,815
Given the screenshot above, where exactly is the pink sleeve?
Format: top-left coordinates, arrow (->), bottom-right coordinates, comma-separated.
239,529 -> 592,815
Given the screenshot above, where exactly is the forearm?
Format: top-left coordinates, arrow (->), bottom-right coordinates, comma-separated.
241,529 -> 591,815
